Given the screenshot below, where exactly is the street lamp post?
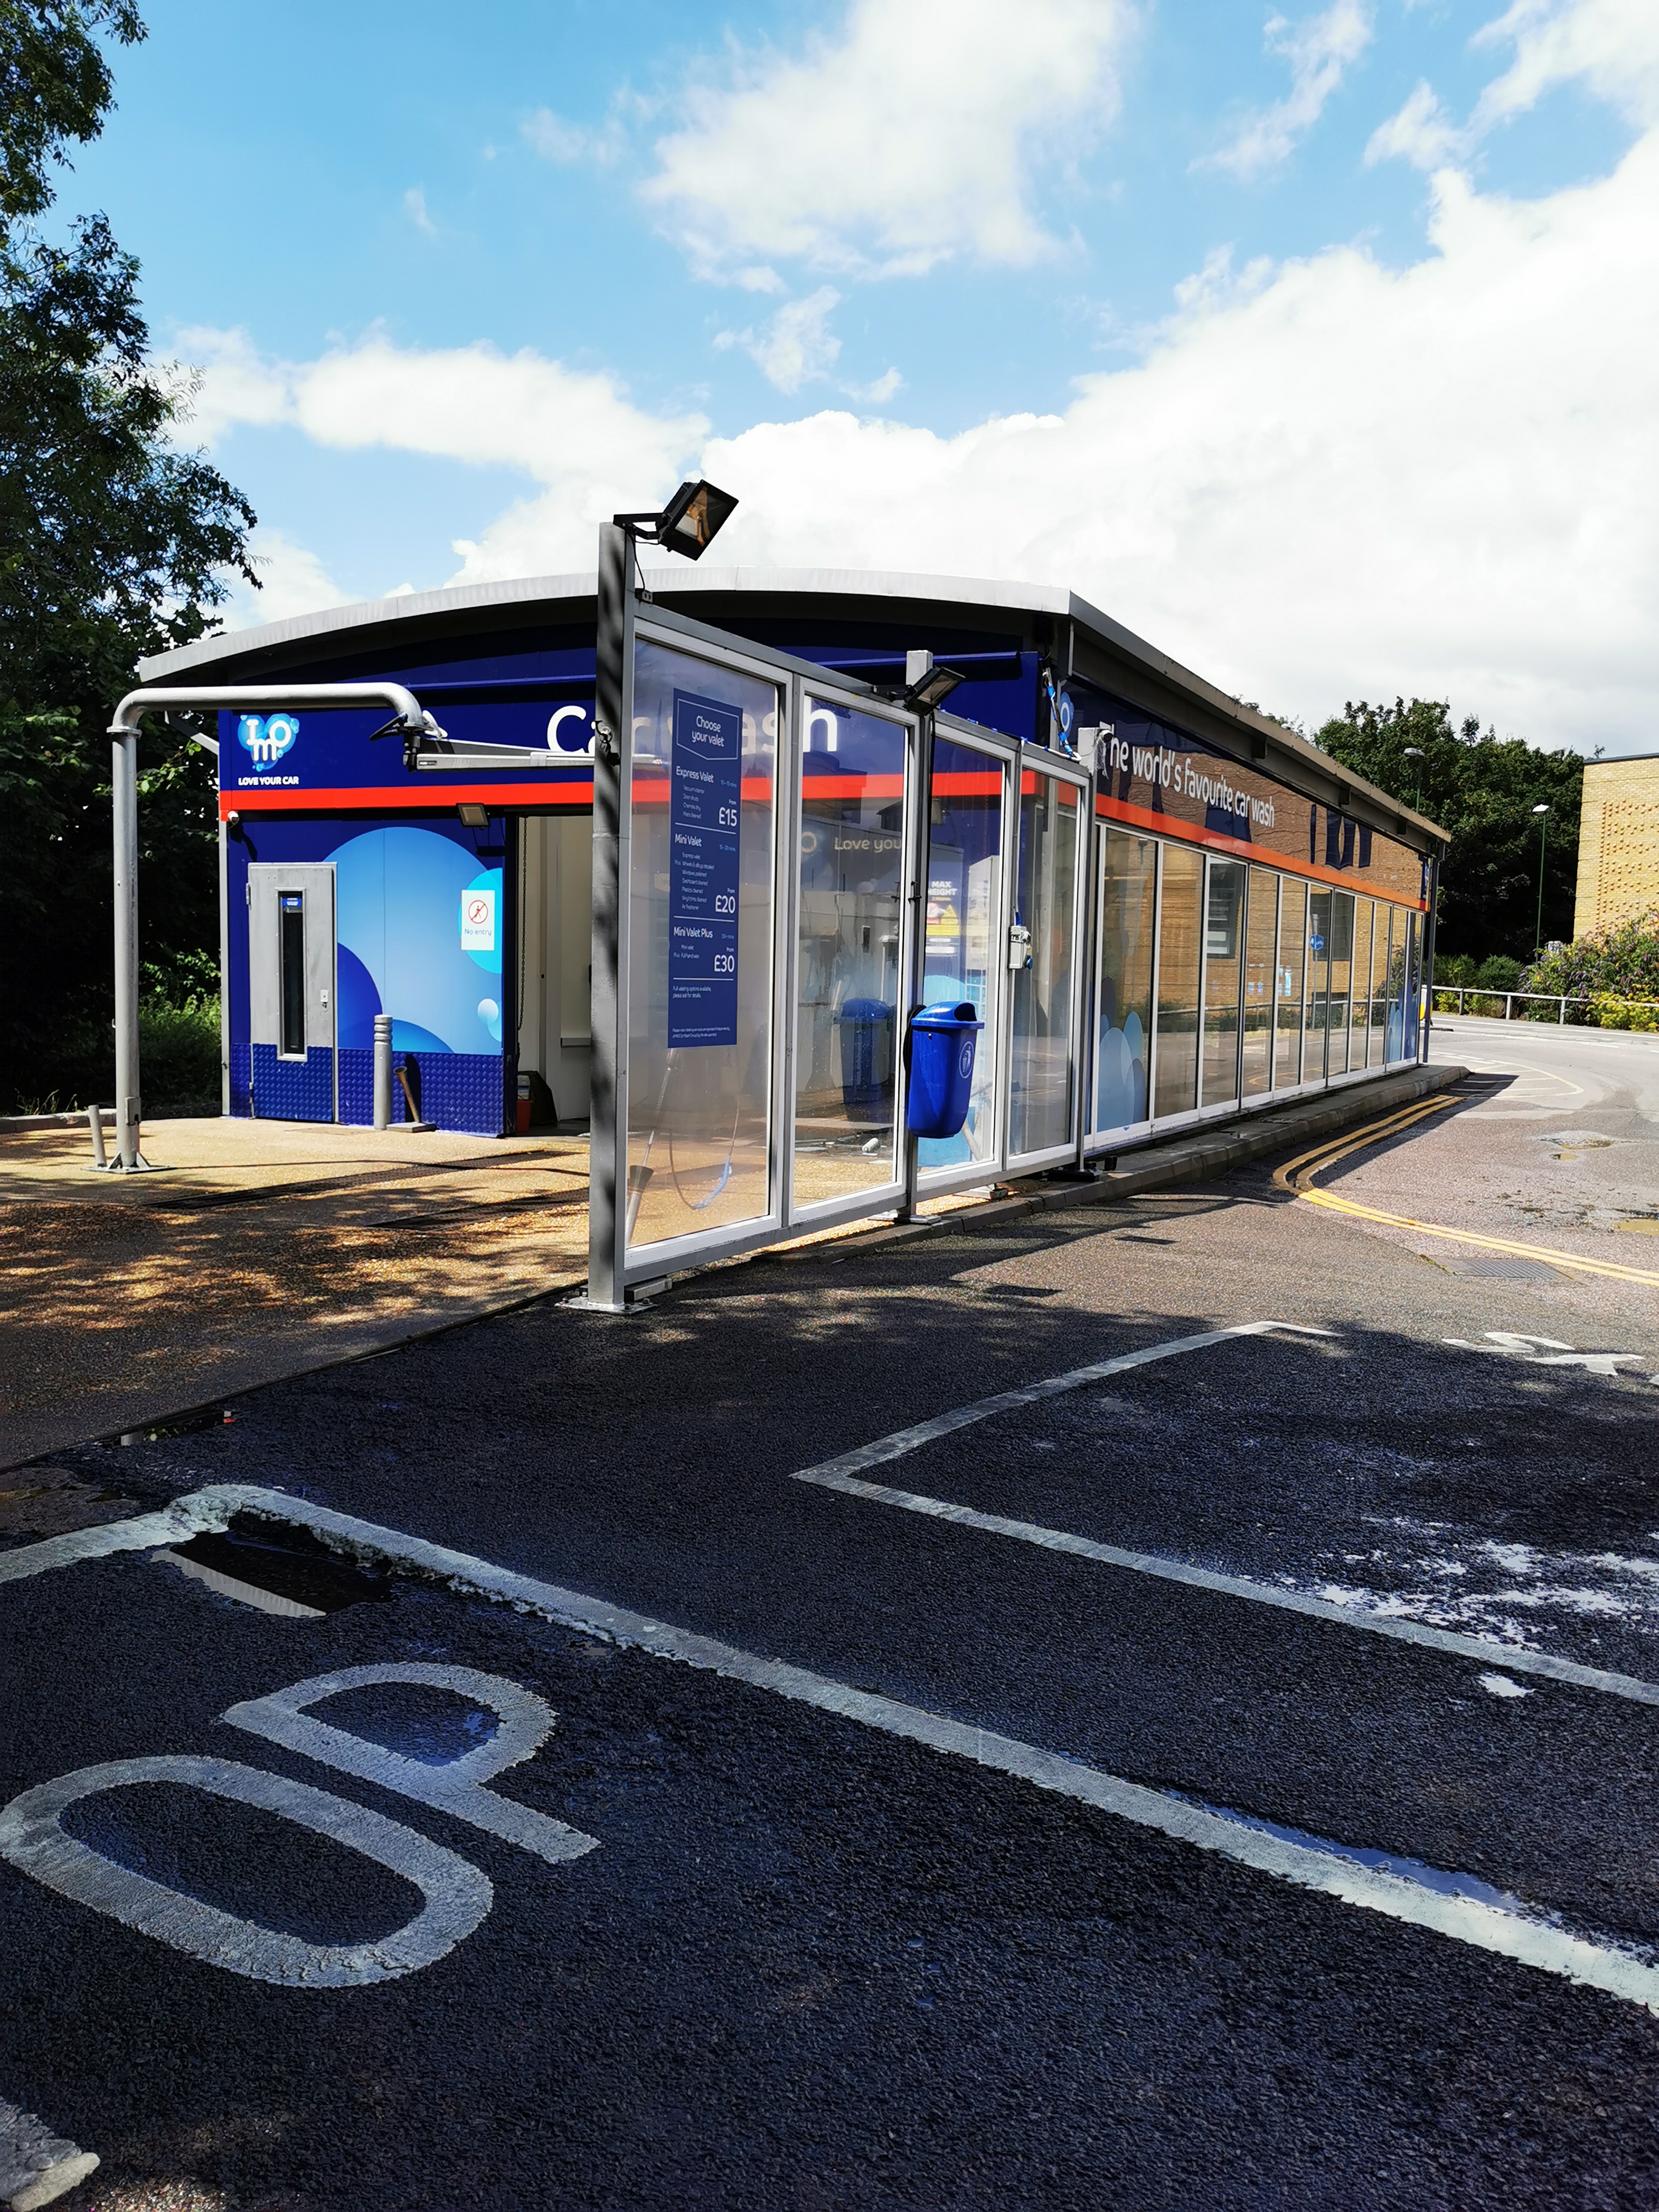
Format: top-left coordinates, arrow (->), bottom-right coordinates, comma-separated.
1403,745 -> 1424,815
588,479 -> 739,1312
1532,803 -> 1550,957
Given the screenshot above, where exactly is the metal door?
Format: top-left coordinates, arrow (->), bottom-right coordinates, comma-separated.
248,863 -> 337,1120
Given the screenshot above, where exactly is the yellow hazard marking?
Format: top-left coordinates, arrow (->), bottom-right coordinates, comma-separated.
1275,1091 -> 1659,1290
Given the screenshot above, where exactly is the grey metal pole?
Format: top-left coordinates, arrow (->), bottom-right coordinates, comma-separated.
373,1014 -> 393,1129
111,728 -> 144,1170
1421,851 -> 1441,1061
586,521 -> 634,1309
894,708 -> 935,1224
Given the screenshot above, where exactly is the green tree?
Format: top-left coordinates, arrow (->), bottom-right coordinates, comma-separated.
0,1 -> 256,1107
1314,699 -> 1583,966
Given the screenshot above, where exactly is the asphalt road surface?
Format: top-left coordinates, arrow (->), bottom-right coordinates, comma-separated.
5,1049 -> 1659,2211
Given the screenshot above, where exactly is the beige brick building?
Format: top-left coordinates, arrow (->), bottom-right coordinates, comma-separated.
1575,756 -> 1659,939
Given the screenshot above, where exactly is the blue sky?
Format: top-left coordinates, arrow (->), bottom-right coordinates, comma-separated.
58,0 -> 1659,751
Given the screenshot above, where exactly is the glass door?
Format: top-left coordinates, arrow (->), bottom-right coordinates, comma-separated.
1008,757 -> 1087,1168
788,688 -> 915,1223
916,727 -> 1014,1190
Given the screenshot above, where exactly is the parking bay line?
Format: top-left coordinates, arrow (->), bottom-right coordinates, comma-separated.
7,1483 -> 1659,2014
785,1319 -> 1659,1706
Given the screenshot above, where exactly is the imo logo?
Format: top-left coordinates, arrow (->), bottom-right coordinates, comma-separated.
238,713 -> 299,765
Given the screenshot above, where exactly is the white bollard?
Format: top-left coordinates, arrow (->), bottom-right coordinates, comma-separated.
87,1103 -> 107,1170
373,1014 -> 393,1130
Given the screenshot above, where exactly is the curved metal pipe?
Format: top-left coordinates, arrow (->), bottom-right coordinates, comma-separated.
104,681 -> 431,1170
108,680 -> 427,737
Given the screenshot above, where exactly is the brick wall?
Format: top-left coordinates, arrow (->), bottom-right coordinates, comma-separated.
1574,756 -> 1659,937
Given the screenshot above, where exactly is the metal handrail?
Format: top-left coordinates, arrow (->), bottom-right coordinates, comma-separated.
1431,985 -> 1659,1024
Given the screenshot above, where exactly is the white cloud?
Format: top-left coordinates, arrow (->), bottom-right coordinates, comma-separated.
1202,0 -> 1374,179
1364,81 -> 1464,169
220,528 -> 351,629
1369,0 -> 1659,173
521,106 -> 628,166
194,93 -> 1659,754
1470,0 -> 1659,130
717,286 -> 843,393
846,365 -> 904,404
638,0 -> 1133,279
404,186 -> 438,240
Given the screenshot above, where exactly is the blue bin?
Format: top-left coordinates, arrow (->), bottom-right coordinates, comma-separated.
836,997 -> 895,1122
905,1002 -> 984,1138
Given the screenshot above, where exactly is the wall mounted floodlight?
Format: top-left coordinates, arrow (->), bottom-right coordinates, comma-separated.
905,662 -> 965,714
458,803 -> 491,828
612,478 -> 739,562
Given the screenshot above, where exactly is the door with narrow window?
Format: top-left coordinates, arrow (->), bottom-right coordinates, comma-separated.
248,863 -> 337,1119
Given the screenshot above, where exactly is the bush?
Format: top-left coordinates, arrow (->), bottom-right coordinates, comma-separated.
1475,954 -> 1523,991
1589,996 -> 1659,1033
8,988 -> 220,1117
1435,953 -> 1478,987
1523,908 -> 1659,1002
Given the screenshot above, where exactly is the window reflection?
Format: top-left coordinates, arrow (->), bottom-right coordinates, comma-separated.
1010,775 -> 1080,1158
1201,858 -> 1245,1107
1154,845 -> 1202,1119
794,699 -> 907,1209
1241,866 -> 1278,1098
1276,879 -> 1306,1088
919,735 -> 1004,1174
1094,828 -> 1155,1131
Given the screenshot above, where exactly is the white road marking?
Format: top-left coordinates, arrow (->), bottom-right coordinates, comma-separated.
0,1755 -> 492,1988
0,2097 -> 98,2211
1443,1330 -> 1655,1381
788,1462 -> 1659,1704
224,1663 -> 598,1868
790,1322 -> 1336,1487
6,1484 -> 1659,2013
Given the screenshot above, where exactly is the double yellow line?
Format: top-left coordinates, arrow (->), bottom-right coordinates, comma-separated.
1275,1091 -> 1659,1289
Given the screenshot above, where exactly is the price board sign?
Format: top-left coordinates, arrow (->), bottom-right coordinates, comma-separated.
668,689 -> 741,1047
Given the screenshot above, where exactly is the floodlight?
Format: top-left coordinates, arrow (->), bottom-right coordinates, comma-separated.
458,803 -> 490,828
659,478 -> 739,560
614,479 -> 739,562
907,663 -> 965,713
1532,802 -> 1549,814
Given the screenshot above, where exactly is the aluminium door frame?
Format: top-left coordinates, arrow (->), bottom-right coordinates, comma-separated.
781,671 -> 922,1235
1004,739 -> 1093,1179
913,712 -> 1022,1203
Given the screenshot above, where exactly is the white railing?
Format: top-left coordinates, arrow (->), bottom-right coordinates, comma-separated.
1432,987 -> 1659,1025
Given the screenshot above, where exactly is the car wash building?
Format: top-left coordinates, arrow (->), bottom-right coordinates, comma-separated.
133,563 -> 1443,1296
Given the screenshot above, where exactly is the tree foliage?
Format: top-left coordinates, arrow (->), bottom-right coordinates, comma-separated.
0,1 -> 257,1106
1314,699 -> 1583,965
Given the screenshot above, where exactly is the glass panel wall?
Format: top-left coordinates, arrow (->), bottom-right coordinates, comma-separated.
1094,828 -> 1156,1131
1306,889 -> 1332,1082
793,699 -> 908,1210
1201,858 -> 1245,1107
1276,879 -> 1306,1088
1010,774 -> 1081,1157
1350,897 -> 1373,1072
919,734 -> 1005,1173
627,637 -> 779,1251
1403,911 -> 1423,1057
1326,892 -> 1355,1076
1366,902 -> 1388,1065
1154,844 -> 1203,1118
1241,867 -> 1278,1097
1385,907 -> 1405,1059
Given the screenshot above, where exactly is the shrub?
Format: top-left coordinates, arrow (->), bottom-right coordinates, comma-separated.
1435,953 -> 1478,986
1475,954 -> 1523,991
1589,996 -> 1659,1033
1523,908 -> 1659,1002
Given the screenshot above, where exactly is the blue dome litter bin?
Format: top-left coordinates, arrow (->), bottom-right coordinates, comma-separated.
836,997 -> 895,1122
905,1002 -> 984,1138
